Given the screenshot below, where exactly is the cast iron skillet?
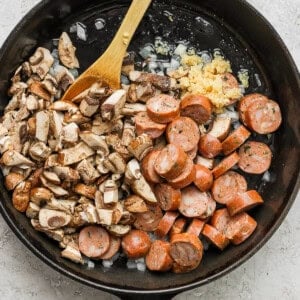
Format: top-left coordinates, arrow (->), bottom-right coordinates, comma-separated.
0,0 -> 299,299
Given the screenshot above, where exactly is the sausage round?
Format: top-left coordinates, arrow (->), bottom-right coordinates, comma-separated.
146,240 -> 173,272
210,208 -> 231,234
187,146 -> 198,160
211,171 -> 247,204
221,73 -> 240,105
227,190 -> 264,216
154,183 -> 181,211
238,141 -> 272,174
186,219 -> 205,237
212,152 -> 240,179
170,218 -> 187,237
135,112 -> 166,139
121,229 -> 151,259
172,261 -> 200,273
200,195 -> 216,219
180,94 -> 212,124
202,224 -> 230,250
141,150 -> 162,184
79,226 -> 110,258
99,236 -> 121,260
194,164 -> 213,192
155,211 -> 179,237
166,117 -> 200,152
146,94 -> 180,124
198,134 -> 223,159
222,125 -> 251,155
134,204 -> 163,232
154,144 -> 188,180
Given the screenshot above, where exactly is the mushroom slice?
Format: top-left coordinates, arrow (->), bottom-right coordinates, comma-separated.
29,47 -> 54,79
30,187 -> 53,206
29,142 -> 51,162
31,219 -> 65,242
76,159 -> 100,184
53,65 -> 75,92
103,180 -> 119,205
58,32 -> 80,69
124,195 -> 148,213
50,100 -> 78,114
46,198 -> 77,214
61,123 -> 79,143
122,52 -> 135,76
103,152 -> 126,174
53,166 -> 80,182
74,183 -> 97,199
121,103 -> 147,116
64,112 -> 90,125
124,159 -> 142,184
41,74 -> 58,96
12,181 -> 31,212
50,111 -> 64,139
58,142 -> 94,166
97,209 -> 114,226
41,175 -> 69,197
127,134 -> 153,161
5,172 -> 25,190
131,176 -> 157,204
59,233 -> 79,248
81,203 -> 99,223
36,111 -> 50,142
92,118 -> 123,136
45,154 -> 60,168
105,134 -> 131,161
195,155 -> 214,170
119,210 -> 135,225
61,242 -> 84,264
8,82 -> 27,97
5,93 -> 21,112
79,132 -> 109,154
39,208 -> 71,229
106,224 -> 131,237
1,150 -> 35,167
101,89 -> 126,121
26,95 -> 39,111
95,156 -> 110,175
79,97 -> 100,117
209,116 -> 231,141
29,81 -> 51,101
27,117 -> 36,137
26,202 -> 40,219
43,170 -> 61,185
121,119 -> 135,147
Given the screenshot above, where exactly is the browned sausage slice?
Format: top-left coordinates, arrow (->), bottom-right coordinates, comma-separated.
221,73 -> 241,105
225,212 -> 257,245
154,144 -> 188,180
121,229 -> 151,259
202,224 -> 230,250
198,134 -> 222,159
155,211 -> 179,237
227,190 -> 264,216
210,208 -> 231,234
154,183 -> 181,211
147,94 -> 180,124
135,112 -> 166,139
180,94 -> 212,124
179,186 -> 210,218
98,236 -> 121,260
194,164 -> 213,192
238,141 -> 272,174
222,125 -> 251,155
172,261 -> 200,273
166,117 -> 200,152
245,99 -> 282,134
168,157 -> 196,189
186,219 -> 205,236
141,150 -> 162,184
134,205 -> 163,232
187,146 -> 198,160
211,171 -> 247,204
146,240 -> 173,272
212,152 -> 240,179
79,226 -> 110,258
200,195 -> 216,219
170,233 -> 203,267
170,218 -> 187,237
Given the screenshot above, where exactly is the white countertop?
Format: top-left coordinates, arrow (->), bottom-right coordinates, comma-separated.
0,0 -> 299,299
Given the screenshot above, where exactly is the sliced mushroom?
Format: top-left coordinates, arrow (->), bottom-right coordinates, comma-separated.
121,103 -> 147,116
131,176 -> 157,204
43,170 -> 61,185
31,219 -> 65,242
8,82 -> 27,97
41,74 -> 58,96
103,152 -> 126,174
44,154 -> 60,168
97,209 -> 114,226
195,156 -> 214,170
50,100 -> 78,114
5,172 -> 25,190
28,167 -> 44,188
49,111 -> 64,139
124,159 -> 142,184
127,134 -> 153,161
41,175 -> 69,197
53,65 -> 75,92
59,233 -> 79,248
128,83 -> 156,103
79,132 -> 109,154
58,32 -> 80,69
81,203 -> 99,223
106,224 -> 131,237
121,119 -> 135,147
61,122 -> 79,144
26,94 -> 39,111
74,183 -> 96,199
58,142 -> 95,166
45,198 -> 77,214
29,47 -> 54,79
79,97 -> 100,117
53,166 -> 80,182
64,112 -> 90,125
119,210 -> 135,225
61,242 -> 84,264
105,134 -> 131,161
27,117 -> 36,137
92,117 -> 123,136
208,116 -> 231,141
29,81 -> 51,101
12,181 -> 31,212
124,195 -> 148,213
122,52 -> 135,76
36,110 -> 50,142
26,202 -> 40,219
30,187 -> 53,206
5,93 -> 21,112
101,89 -> 126,121
76,159 -> 100,184
29,142 -> 51,162
39,208 -> 71,229
103,180 -> 118,205
1,150 -> 35,167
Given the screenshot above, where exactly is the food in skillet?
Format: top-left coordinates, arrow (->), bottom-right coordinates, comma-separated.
0,32 -> 282,273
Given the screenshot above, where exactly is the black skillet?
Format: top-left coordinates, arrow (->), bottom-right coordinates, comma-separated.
0,0 -> 299,299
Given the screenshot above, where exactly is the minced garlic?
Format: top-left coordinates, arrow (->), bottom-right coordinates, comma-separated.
181,54 -> 202,67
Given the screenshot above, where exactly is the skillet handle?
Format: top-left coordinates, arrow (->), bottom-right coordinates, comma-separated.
114,293 -> 178,300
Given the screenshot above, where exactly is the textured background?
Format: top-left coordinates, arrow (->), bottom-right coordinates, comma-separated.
0,0 -> 299,299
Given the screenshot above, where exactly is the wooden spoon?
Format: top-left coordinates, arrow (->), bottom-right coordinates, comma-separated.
62,0 -> 152,101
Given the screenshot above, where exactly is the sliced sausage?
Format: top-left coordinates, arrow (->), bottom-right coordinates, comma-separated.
166,117 -> 200,152
141,150 -> 162,184
155,211 -> 179,238
154,183 -> 181,211
170,233 -> 203,267
198,134 -> 222,159
154,144 -> 188,180
99,236 -> 121,260
227,190 -> 264,216
124,195 -> 148,213
79,226 -> 110,258
146,94 -> 180,124
221,73 -> 240,105
200,195 -> 216,220
238,141 -> 272,174
187,146 -> 198,160
212,152 -> 240,179
146,240 -> 173,272
225,212 -> 257,245
168,157 -> 196,189
202,224 -> 229,250
121,229 -> 151,259
222,125 -> 251,155
245,99 -> 282,134
210,208 -> 231,234
194,164 -> 213,192
186,219 -> 205,237
239,93 -> 269,126
170,218 -> 187,237
134,204 -> 163,232
135,112 -> 166,139
180,94 -> 212,124
211,171 -> 247,205
172,261 -> 200,273
179,186 -> 210,218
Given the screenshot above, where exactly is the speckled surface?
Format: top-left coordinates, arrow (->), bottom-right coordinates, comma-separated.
0,0 -> 299,299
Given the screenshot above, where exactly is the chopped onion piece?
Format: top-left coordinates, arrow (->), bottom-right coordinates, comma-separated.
254,73 -> 262,87
137,263 -> 146,272
126,260 -> 137,269
174,44 -> 187,56
262,171 -> 271,182
76,22 -> 87,41
102,260 -> 114,268
87,260 -> 95,269
95,18 -> 106,30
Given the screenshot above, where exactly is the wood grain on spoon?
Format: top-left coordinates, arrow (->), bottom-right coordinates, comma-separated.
62,0 -> 152,101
